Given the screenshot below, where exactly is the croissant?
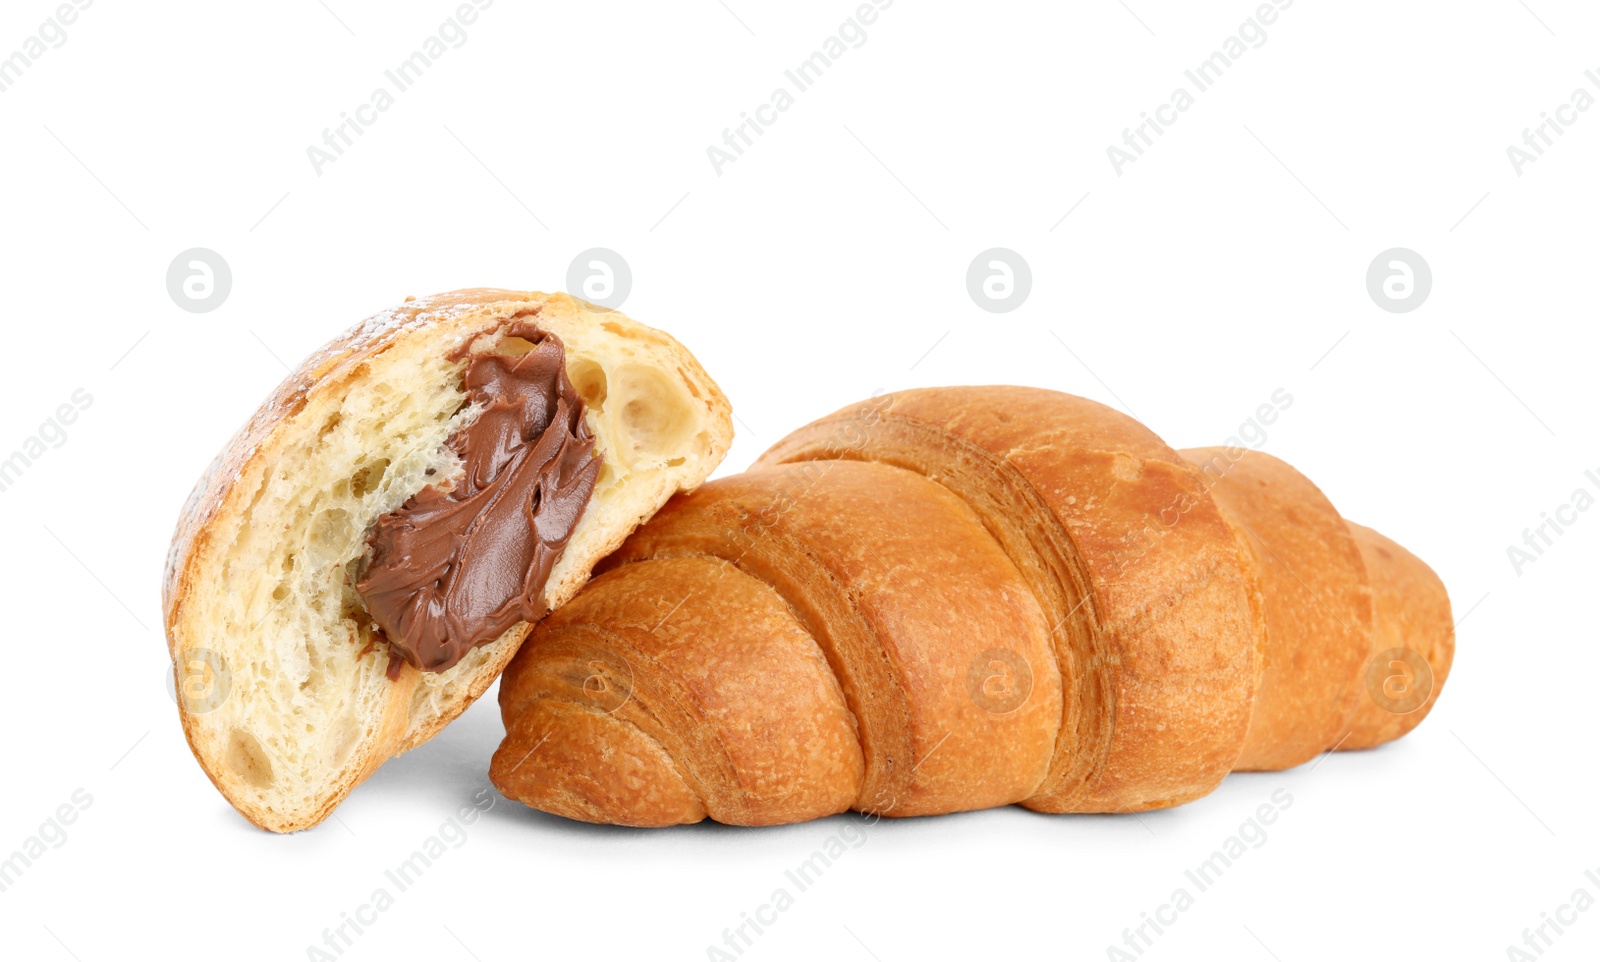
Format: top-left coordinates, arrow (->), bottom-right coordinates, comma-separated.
490,387 -> 1454,826
164,290 -> 732,831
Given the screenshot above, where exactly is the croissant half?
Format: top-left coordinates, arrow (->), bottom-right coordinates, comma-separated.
490,387 -> 1453,827
164,290 -> 732,831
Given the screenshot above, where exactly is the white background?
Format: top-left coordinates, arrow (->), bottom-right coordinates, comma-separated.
1,1 -> 1595,959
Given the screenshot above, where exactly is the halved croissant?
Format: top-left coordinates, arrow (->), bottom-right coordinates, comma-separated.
491,387 -> 1453,826
164,290 -> 732,831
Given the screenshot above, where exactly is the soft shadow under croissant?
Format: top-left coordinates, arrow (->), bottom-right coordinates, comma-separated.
489,387 -> 1455,827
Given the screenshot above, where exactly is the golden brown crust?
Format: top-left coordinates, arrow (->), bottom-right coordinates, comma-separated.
1181,448 -> 1375,770
493,387 -> 1453,827
1340,523 -> 1455,749
492,556 -> 865,826
760,388 -> 1257,812
600,460 -> 1061,818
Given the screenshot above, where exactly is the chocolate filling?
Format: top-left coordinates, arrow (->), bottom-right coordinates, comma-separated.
356,322 -> 601,675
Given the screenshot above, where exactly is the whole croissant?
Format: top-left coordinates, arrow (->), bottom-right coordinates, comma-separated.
490,387 -> 1454,826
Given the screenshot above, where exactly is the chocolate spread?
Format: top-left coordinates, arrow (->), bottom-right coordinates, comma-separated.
357,323 -> 601,674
